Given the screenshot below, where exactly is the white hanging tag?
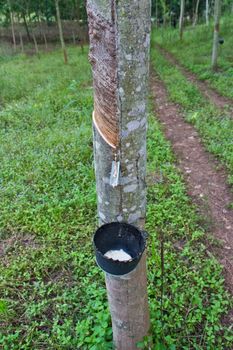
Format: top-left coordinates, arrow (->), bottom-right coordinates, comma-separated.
110,160 -> 120,187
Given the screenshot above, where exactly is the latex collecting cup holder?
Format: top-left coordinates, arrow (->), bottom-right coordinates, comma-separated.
93,222 -> 147,276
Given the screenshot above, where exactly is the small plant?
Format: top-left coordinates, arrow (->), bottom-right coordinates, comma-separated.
0,45 -> 232,349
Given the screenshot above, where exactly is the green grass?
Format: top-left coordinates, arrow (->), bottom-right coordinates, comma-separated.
0,46 -> 92,106
151,41 -> 233,190
154,16 -> 233,99
0,42 -> 15,60
0,48 -> 232,349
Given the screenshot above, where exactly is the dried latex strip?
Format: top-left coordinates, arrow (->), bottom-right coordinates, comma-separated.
93,110 -> 120,187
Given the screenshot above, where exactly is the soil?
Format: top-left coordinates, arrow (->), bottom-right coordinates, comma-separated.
150,72 -> 233,306
0,233 -> 39,264
157,45 -> 233,112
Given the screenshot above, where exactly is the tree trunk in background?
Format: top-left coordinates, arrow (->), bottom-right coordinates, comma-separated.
55,0 -> 68,64
19,32 -> 24,53
32,32 -> 39,57
155,0 -> 158,27
211,0 -> 221,70
160,0 -> 167,26
206,0 -> 209,25
22,13 -> 31,41
43,32 -> 48,50
192,0 -> 200,26
87,1 -> 151,348
8,1 -> 16,52
72,30 -> 76,44
179,0 -> 185,40
37,15 -> 43,40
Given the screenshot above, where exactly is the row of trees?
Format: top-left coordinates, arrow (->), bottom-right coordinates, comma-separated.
151,0 -> 232,27
1,0 -> 231,67
0,0 -> 86,30
2,0 -> 231,32
177,0 -> 231,69
0,0 -> 87,62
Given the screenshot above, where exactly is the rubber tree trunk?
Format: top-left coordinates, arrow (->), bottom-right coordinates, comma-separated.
37,15 -> 44,41
55,0 -> 68,64
72,30 -> 76,44
86,1 -> 151,349
22,13 -> 31,41
179,0 -> 185,40
155,0 -> 158,28
206,0 -> 209,25
211,0 -> 221,70
43,32 -> 48,50
32,32 -> 39,57
8,0 -> 16,52
19,32 -> 24,53
192,0 -> 200,26
160,0 -> 167,27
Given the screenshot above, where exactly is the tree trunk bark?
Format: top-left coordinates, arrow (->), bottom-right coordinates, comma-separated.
211,0 -> 221,70
72,30 -> 76,44
160,0 -> 167,27
43,32 -> 48,50
8,1 -> 16,52
19,32 -> 24,53
32,32 -> 39,57
37,14 -> 43,40
22,13 -> 31,41
206,0 -> 209,25
87,1 -> 151,349
55,0 -> 68,64
192,0 -> 200,26
179,0 -> 185,40
155,0 -> 158,28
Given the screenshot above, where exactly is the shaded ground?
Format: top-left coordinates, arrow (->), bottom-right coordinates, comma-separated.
157,45 -> 233,113
151,72 -> 233,302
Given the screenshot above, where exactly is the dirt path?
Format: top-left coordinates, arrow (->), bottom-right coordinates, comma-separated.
150,73 -> 233,302
157,45 -> 233,112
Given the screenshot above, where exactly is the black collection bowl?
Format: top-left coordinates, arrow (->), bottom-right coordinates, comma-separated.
219,38 -> 224,45
93,222 -> 147,276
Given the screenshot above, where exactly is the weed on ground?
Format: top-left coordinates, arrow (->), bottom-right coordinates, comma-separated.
0,47 -> 232,349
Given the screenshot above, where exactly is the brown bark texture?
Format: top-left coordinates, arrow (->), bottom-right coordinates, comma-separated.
87,1 -> 151,349
88,3 -> 118,148
105,254 -> 150,349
